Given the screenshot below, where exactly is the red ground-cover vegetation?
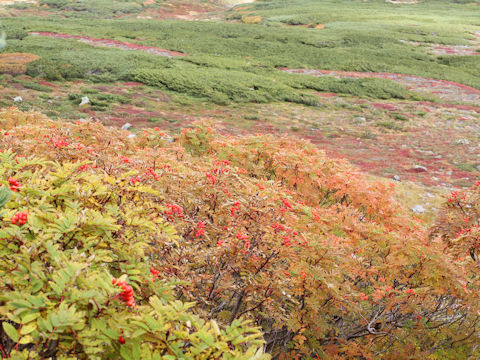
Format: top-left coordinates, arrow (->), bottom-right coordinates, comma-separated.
30,32 -> 188,57
280,68 -> 480,105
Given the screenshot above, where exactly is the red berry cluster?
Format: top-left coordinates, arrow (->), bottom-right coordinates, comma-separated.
272,222 -> 304,247
359,292 -> 368,301
145,167 -> 159,181
300,270 -> 312,279
236,232 -> 250,250
205,172 -> 217,185
405,288 -> 415,295
195,221 -> 205,238
448,190 -> 466,203
8,177 -> 22,192
230,201 -> 241,217
11,212 -> 27,225
150,267 -> 160,282
118,329 -> 126,344
129,176 -> 142,185
280,198 -> 292,211
112,278 -> 136,307
53,137 -> 69,148
164,204 -> 184,221
282,236 -> 292,247
213,159 -> 230,166
161,163 -> 174,173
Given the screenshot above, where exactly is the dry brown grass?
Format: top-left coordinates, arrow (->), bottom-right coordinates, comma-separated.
241,15 -> 261,24
0,53 -> 40,75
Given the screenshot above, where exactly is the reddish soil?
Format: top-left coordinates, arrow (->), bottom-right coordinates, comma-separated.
136,2 -> 222,20
402,33 -> 480,56
280,68 -> 480,105
2,73 -> 479,188
30,32 -> 187,58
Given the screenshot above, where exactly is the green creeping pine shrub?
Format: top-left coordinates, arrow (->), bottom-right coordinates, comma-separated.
132,67 -> 320,106
0,151 -> 269,360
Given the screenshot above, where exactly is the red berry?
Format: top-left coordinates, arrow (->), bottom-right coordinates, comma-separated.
11,212 -> 27,226
118,336 -> 126,344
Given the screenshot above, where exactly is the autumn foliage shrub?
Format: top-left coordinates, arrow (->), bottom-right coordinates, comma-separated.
0,110 -> 268,359
0,53 -> 40,75
0,107 -> 479,359
432,185 -> 480,309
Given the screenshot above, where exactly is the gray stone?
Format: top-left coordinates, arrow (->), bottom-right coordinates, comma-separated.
121,123 -> 132,130
13,96 -> 22,102
456,138 -> 470,145
411,205 -> 426,214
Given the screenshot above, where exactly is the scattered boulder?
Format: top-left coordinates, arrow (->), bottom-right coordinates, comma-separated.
13,96 -> 22,102
413,165 -> 427,172
79,96 -> 90,106
456,138 -> 470,145
121,123 -> 132,131
411,205 -> 426,214
393,175 -> 401,181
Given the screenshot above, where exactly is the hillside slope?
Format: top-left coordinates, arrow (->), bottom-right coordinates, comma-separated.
0,108 -> 479,358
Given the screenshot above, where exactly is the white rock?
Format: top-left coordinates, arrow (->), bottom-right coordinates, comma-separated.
393,175 -> 401,181
121,123 -> 132,130
79,96 -> 90,106
456,138 -> 470,145
127,133 -> 136,138
413,165 -> 427,172
411,205 -> 426,214
13,96 -> 23,102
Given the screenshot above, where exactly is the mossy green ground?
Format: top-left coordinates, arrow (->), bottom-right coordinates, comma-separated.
1,0 -> 479,103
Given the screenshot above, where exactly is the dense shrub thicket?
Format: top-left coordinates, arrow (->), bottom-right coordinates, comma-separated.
0,109 -> 268,360
0,108 -> 479,359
